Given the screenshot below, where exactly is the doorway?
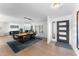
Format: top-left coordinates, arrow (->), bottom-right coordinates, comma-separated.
57,20 -> 69,43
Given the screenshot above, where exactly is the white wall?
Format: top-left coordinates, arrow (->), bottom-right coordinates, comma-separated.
47,16 -> 52,43
0,14 -> 25,36
0,21 -> 9,36
0,14 -> 47,38
70,4 -> 79,56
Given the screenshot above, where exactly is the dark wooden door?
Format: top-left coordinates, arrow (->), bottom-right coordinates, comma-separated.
57,20 -> 69,43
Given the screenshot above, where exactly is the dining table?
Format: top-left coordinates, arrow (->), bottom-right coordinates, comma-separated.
15,32 -> 34,43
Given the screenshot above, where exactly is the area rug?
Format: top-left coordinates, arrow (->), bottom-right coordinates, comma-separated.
55,42 -> 72,49
7,37 -> 42,53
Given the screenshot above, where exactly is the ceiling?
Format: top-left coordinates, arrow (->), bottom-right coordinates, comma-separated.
0,3 -> 77,21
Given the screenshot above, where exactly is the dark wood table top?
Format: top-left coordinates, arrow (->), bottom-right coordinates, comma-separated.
16,32 -> 33,36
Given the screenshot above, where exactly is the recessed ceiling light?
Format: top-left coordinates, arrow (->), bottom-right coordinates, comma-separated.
51,3 -> 62,8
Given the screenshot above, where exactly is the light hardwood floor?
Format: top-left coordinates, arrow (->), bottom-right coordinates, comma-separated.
0,36 -> 76,56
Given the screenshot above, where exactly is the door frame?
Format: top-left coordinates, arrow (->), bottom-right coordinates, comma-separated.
57,20 -> 69,43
